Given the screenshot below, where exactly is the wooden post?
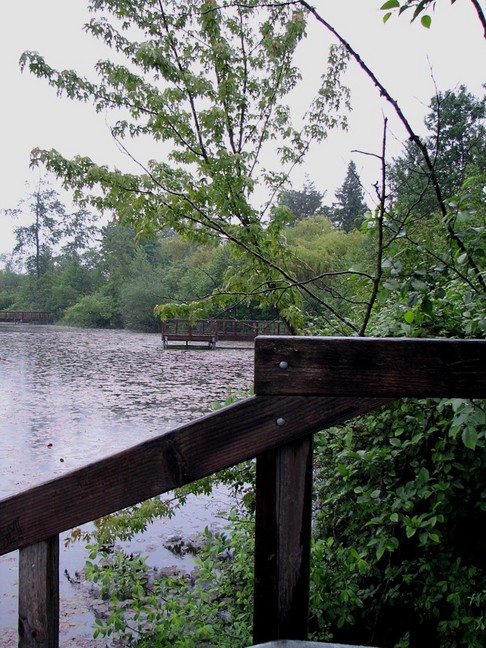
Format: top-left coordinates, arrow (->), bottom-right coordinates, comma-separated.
253,435 -> 313,644
19,535 -> 59,648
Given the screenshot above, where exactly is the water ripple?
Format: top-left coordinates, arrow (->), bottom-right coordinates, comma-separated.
0,324 -> 254,496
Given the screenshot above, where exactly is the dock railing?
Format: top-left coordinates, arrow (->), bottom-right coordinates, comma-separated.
160,318 -> 290,348
0,311 -> 52,324
1,336 -> 485,647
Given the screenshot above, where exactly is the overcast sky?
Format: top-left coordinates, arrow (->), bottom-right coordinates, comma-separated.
0,0 -> 484,256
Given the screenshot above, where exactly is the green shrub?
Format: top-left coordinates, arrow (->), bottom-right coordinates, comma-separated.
61,292 -> 119,328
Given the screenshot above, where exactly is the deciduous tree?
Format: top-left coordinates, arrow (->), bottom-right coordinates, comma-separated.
7,179 -> 65,279
20,0 -> 353,332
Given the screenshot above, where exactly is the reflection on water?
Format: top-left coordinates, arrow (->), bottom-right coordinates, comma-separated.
0,323 -> 253,496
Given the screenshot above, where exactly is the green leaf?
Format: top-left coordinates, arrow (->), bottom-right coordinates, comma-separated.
421,14 -> 432,28
411,279 -> 427,290
380,0 -> 400,9
404,310 -> 415,324
462,426 -> 478,450
405,525 -> 416,538
418,467 -> 430,483
337,463 -> 348,477
421,298 -> 433,315
383,12 -> 392,23
383,279 -> 399,291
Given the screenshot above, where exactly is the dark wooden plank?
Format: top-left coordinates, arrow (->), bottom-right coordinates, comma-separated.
255,336 -> 486,398
253,436 -> 313,644
250,642 -> 376,647
0,395 -> 390,555
163,334 -> 216,341
19,535 -> 59,648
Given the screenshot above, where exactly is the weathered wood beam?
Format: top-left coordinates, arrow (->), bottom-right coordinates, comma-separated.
0,395 -> 389,556
19,535 -> 59,648
254,436 -> 313,644
255,336 -> 486,398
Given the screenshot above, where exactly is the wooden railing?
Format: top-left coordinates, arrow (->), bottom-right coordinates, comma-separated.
1,336 -> 485,647
160,318 -> 290,348
0,311 -> 53,324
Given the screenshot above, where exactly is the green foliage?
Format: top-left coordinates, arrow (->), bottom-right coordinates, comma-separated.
390,85 -> 485,217
7,179 -> 65,279
0,266 -> 21,310
380,1 -> 459,28
119,277 -> 162,331
20,0 -> 354,332
84,511 -> 254,647
1,178 -> 101,315
310,397 -> 486,647
61,291 -> 118,328
7,0 -> 486,641
282,215 -> 369,330
368,169 -> 486,338
5,178 -> 97,280
275,176 -> 327,225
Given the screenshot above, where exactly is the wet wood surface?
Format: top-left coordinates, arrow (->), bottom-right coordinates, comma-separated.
255,336 -> 486,398
19,536 -> 59,648
254,437 -> 313,644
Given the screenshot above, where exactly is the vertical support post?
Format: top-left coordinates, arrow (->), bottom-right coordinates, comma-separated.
253,435 -> 313,644
19,535 -> 59,648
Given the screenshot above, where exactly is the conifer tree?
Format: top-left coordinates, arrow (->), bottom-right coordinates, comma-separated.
331,161 -> 368,232
277,177 -> 326,225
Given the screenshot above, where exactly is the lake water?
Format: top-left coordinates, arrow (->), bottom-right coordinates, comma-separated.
0,324 -> 254,645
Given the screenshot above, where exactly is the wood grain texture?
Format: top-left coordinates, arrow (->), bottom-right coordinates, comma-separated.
253,437 -> 313,644
18,536 -> 59,648
0,395 -> 390,556
255,336 -> 486,397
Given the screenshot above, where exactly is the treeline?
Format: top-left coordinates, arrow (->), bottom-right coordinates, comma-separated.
0,161 -> 367,331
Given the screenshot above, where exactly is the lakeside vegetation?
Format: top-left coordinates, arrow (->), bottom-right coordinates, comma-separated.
0,167 -> 367,331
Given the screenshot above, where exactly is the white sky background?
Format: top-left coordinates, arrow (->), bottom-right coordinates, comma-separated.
0,0 -> 484,257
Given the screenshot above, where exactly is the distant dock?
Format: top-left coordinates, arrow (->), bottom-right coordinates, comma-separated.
0,311 -> 53,324
160,319 -> 289,349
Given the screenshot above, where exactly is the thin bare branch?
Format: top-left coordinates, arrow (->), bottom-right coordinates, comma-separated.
360,118 -> 388,336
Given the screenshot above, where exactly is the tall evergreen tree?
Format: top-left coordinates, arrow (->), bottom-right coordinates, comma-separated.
277,176 -> 326,225
390,85 -> 485,215
331,161 -> 368,232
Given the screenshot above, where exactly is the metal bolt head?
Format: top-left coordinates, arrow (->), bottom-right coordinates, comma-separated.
279,361 -> 288,370
276,417 -> 286,427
